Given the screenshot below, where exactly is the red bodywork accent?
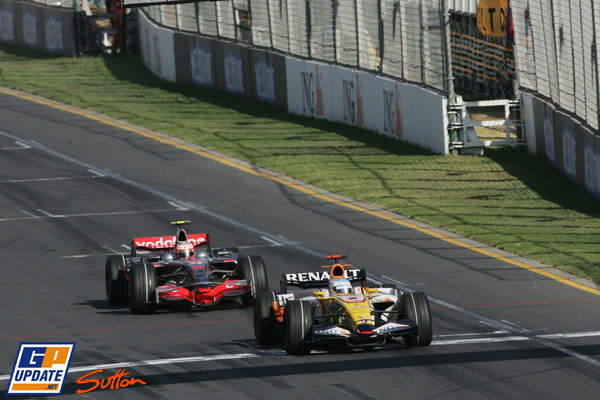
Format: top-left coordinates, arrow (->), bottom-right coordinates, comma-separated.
157,280 -> 250,306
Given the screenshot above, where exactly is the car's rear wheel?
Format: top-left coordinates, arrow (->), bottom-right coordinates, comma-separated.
239,255 -> 269,306
105,255 -> 128,305
254,291 -> 278,345
401,292 -> 433,347
129,261 -> 157,314
284,300 -> 314,355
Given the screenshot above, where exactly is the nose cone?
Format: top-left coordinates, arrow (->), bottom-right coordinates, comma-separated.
357,324 -> 374,335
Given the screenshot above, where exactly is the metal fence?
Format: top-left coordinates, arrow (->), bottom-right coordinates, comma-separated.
21,0 -> 600,137
511,0 -> 600,133
142,0 -> 451,95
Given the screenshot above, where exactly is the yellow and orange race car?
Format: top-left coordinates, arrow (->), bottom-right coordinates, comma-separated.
253,255 -> 433,355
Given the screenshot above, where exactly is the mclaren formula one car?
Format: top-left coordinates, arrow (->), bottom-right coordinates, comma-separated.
105,220 -> 269,314
254,255 -> 432,355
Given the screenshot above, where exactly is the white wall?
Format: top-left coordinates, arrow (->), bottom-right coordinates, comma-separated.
139,12 -> 176,82
286,58 -> 448,154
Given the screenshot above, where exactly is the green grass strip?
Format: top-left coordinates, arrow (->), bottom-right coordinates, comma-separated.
1,45 -> 598,284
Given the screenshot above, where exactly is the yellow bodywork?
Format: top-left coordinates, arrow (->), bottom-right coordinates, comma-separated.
313,289 -> 377,329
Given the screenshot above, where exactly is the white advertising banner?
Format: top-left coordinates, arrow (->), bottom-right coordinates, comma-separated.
287,58 -> 448,154
0,2 -> 15,44
139,12 -> 176,82
286,58 -> 332,120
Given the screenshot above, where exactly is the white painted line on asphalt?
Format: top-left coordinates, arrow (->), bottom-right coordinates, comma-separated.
0,209 -> 181,223
261,236 -> 284,246
0,353 -> 260,381
20,209 -> 39,218
36,209 -> 55,217
434,331 -> 510,338
0,141 -> 31,150
433,336 -> 530,345
102,245 -> 120,253
2,329 -> 597,383
1,129 -> 597,369
15,141 -> 31,149
88,169 -> 106,177
539,331 -> 600,339
378,274 -> 600,368
168,200 -> 191,210
1,175 -> 99,183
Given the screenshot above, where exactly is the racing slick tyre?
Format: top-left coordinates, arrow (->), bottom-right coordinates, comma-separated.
128,261 -> 157,314
254,291 -> 278,345
401,292 -> 433,347
239,255 -> 269,307
284,300 -> 314,356
105,255 -> 128,305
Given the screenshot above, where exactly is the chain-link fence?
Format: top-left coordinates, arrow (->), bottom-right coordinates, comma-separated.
512,0 -> 599,133
14,0 -> 600,139
142,0 -> 451,95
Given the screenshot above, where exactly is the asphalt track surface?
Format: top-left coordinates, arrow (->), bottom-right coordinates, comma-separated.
0,88 -> 599,399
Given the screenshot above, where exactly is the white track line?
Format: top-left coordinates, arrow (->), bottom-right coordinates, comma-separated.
374,274 -> 600,368
1,129 -> 598,369
0,353 -> 259,381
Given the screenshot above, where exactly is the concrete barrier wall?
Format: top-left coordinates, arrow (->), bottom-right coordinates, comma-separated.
523,94 -> 600,199
0,0 -> 74,56
138,11 -> 448,155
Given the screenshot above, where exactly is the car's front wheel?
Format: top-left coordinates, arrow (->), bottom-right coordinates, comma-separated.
284,300 -> 314,355
239,255 -> 269,306
401,292 -> 433,347
128,261 -> 157,314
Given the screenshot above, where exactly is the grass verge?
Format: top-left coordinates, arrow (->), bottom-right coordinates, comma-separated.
1,44 -> 598,284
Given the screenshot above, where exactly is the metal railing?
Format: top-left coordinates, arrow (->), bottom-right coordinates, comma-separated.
142,0 -> 451,95
512,0 -> 599,133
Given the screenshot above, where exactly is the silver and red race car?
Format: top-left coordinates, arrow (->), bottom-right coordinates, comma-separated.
105,220 -> 269,314
253,255 -> 432,355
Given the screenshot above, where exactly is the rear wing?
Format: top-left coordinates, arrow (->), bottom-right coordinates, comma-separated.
131,233 -> 210,255
280,268 -> 366,293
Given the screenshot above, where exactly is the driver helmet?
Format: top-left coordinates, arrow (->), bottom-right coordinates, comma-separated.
175,241 -> 194,259
330,278 -> 353,295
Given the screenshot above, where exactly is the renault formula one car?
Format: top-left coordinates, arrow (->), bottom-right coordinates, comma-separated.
253,255 -> 432,355
105,220 -> 269,314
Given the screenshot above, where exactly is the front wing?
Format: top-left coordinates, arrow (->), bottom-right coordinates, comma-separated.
312,319 -> 417,348
157,280 -> 250,306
